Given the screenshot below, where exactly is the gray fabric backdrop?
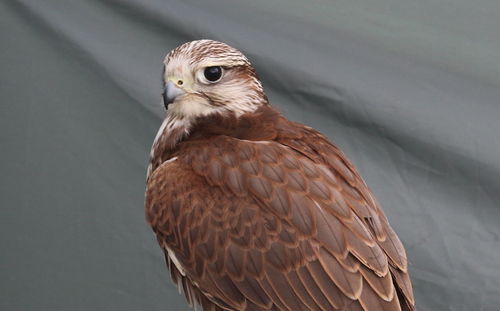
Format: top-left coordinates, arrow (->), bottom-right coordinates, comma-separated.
2,0 -> 500,310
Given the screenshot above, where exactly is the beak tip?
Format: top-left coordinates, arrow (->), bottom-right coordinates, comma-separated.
162,89 -> 172,109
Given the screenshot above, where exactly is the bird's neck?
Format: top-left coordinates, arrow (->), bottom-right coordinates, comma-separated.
147,105 -> 282,178
147,112 -> 191,178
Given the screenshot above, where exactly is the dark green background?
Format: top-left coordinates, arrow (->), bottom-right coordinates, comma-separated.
2,0 -> 500,310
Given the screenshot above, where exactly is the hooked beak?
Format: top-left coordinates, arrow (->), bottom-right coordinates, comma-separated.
163,81 -> 186,109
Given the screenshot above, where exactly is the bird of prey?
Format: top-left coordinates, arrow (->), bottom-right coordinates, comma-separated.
145,40 -> 416,311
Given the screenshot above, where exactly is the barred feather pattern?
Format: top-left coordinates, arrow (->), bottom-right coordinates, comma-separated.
145,105 -> 416,311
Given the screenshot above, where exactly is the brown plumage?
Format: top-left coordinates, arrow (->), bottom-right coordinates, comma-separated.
145,40 -> 416,311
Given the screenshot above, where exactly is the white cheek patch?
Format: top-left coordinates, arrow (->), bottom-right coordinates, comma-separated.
169,95 -> 221,118
211,79 -> 262,117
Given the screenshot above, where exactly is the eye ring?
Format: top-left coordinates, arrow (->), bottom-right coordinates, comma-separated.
203,66 -> 223,82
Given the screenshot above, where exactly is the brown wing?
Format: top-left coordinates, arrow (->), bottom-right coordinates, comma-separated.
277,124 -> 415,311
145,135 -> 415,311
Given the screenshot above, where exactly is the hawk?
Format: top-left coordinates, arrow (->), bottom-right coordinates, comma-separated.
145,40 -> 416,311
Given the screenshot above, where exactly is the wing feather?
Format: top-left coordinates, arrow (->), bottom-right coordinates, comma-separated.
145,134 -> 415,310
264,266 -> 311,311
286,270 -> 323,310
306,260 -> 352,309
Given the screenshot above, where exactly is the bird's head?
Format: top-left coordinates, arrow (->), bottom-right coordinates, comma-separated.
162,40 -> 268,120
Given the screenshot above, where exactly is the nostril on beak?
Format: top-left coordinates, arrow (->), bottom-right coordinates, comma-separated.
163,81 -> 186,109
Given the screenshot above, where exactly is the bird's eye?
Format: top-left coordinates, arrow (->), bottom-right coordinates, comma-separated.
203,66 -> 223,82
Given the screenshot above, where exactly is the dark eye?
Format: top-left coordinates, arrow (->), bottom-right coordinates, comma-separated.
203,66 -> 223,82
